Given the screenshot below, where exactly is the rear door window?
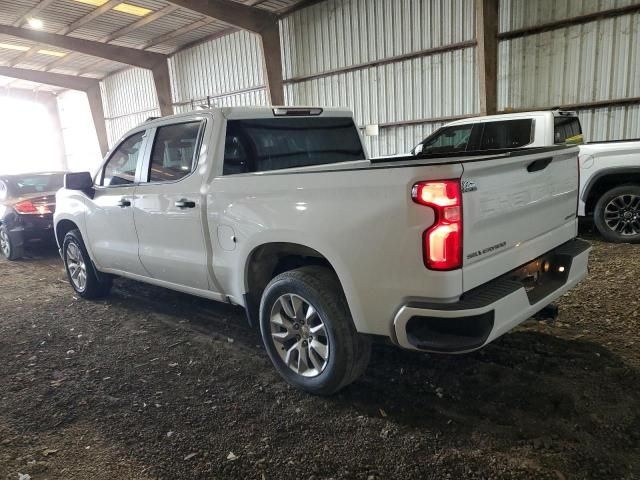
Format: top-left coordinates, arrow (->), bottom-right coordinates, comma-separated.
223,117 -> 365,175
147,121 -> 203,183
554,116 -> 583,144
478,119 -> 533,150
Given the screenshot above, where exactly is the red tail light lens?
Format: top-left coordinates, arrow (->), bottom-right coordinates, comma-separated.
412,180 -> 463,270
14,200 -> 52,215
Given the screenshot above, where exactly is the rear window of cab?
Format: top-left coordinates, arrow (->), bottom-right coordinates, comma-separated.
223,117 -> 365,175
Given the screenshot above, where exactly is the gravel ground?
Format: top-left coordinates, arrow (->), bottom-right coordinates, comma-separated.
0,235 -> 638,480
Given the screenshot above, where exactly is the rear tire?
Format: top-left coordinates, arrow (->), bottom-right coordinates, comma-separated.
593,185 -> 640,243
63,229 -> 112,299
259,266 -> 371,395
0,225 -> 23,261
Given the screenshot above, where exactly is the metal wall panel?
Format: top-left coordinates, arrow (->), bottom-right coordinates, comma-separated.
169,30 -> 266,107
280,0 -> 478,155
499,7 -> 640,140
280,0 -> 475,80
100,67 -> 160,146
499,13 -> 640,108
173,88 -> 269,114
366,121 -> 446,158
499,0 -> 637,32
579,104 -> 640,141
285,46 -> 478,156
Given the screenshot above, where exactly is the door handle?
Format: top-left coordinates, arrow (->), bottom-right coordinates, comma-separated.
527,158 -> 553,173
175,199 -> 196,209
117,198 -> 131,208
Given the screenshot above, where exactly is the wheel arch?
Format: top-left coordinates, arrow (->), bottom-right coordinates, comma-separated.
583,167 -> 640,215
242,242 -> 346,327
55,219 -> 80,249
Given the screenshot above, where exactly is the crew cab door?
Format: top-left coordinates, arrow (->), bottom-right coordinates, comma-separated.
132,119 -> 210,290
86,130 -> 149,276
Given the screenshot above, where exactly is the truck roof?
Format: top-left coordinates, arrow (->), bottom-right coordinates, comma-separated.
143,106 -> 354,127
445,110 -> 577,127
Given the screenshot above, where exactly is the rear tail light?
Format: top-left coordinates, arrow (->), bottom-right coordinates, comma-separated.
14,200 -> 52,215
412,180 -> 463,270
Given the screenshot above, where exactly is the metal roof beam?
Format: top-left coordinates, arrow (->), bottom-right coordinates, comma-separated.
166,0 -> 277,33
0,25 -> 167,69
0,66 -> 98,91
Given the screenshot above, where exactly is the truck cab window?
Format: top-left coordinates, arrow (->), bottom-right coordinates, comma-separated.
101,131 -> 145,186
223,117 -> 365,174
554,116 -> 583,144
478,119 -> 533,150
419,125 -> 474,155
148,121 -> 202,182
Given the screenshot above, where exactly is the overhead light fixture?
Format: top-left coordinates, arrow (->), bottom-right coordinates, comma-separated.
0,43 -> 30,52
38,49 -> 67,57
72,0 -> 109,5
27,18 -> 44,29
113,3 -> 152,16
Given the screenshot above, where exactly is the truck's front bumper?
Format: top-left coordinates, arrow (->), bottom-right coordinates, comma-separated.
392,239 -> 591,353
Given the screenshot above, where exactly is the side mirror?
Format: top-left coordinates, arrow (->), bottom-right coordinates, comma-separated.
412,143 -> 424,156
65,172 -> 94,195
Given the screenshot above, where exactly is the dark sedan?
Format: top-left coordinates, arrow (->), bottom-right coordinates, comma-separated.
0,172 -> 66,260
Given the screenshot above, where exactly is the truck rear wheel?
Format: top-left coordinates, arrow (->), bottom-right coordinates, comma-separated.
594,185 -> 640,243
259,266 -> 371,395
63,229 -> 113,299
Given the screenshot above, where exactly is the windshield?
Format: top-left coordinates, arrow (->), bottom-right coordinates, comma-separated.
223,117 -> 365,174
4,173 -> 65,197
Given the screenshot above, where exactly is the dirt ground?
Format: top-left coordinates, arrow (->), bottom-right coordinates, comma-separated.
0,234 -> 638,480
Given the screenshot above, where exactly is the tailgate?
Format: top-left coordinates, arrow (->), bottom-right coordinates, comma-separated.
461,147 -> 579,291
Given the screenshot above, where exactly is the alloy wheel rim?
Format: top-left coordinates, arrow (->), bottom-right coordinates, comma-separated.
0,230 -> 10,257
270,293 -> 330,378
604,194 -> 640,236
66,242 -> 87,291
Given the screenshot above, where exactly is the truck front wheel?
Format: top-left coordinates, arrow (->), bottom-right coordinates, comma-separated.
594,185 -> 640,243
63,229 -> 113,299
259,266 -> 371,395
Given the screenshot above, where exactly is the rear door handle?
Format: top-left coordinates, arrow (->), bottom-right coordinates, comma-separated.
175,199 -> 196,209
527,158 -> 553,173
117,198 -> 131,208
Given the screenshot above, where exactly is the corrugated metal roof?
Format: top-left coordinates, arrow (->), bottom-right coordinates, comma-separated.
0,0 -> 303,82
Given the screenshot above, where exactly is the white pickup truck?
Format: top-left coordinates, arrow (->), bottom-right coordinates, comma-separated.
412,110 -> 640,243
54,107 -> 590,395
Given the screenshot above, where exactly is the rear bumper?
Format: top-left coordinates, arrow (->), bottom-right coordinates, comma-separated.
392,239 -> 591,353
7,215 -> 55,244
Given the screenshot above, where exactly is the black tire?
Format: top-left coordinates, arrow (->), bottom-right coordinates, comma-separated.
63,229 -> 112,299
0,224 -> 23,261
593,185 -> 640,244
259,266 -> 371,395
